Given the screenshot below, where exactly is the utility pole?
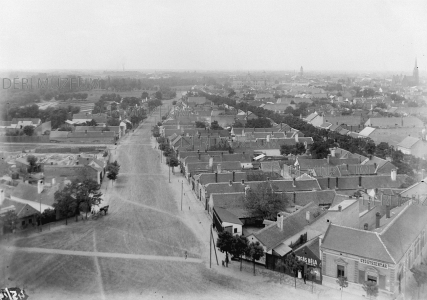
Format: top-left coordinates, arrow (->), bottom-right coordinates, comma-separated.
180,180 -> 183,211
40,195 -> 42,232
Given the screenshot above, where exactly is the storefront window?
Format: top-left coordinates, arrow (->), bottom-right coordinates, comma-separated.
337,265 -> 345,277
367,275 -> 377,283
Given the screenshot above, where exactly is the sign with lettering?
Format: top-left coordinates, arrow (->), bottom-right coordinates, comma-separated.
359,258 -> 388,269
296,255 -> 318,267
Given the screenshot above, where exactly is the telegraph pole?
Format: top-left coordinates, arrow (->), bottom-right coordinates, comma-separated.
180,180 -> 183,211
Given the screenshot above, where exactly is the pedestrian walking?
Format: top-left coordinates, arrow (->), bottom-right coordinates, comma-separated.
225,253 -> 229,267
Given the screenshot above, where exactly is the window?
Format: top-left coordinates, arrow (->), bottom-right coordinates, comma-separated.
22,220 -> 25,226
368,275 -> 377,283
337,265 -> 345,278
234,228 -> 237,233
29,219 -> 32,224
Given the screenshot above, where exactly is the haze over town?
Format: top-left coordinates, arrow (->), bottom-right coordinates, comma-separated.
0,0 -> 426,72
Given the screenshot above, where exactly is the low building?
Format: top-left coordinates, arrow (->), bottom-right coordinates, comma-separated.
397,136 -> 427,159
321,201 -> 427,299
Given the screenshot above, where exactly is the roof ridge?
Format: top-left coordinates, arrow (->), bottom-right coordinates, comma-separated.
329,223 -> 379,235
376,232 -> 397,264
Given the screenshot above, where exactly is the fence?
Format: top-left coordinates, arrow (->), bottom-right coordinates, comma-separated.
0,136 -> 50,143
0,214 -> 95,242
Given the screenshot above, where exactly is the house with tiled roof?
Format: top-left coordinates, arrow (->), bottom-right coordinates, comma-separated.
10,180 -> 59,212
361,155 -> 396,175
0,197 -> 39,232
365,116 -> 424,128
321,201 -> 427,298
397,136 -> 427,159
316,173 -> 407,196
248,199 -> 359,265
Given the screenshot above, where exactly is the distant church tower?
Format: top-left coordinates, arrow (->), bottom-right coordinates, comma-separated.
299,66 -> 304,76
413,58 -> 419,85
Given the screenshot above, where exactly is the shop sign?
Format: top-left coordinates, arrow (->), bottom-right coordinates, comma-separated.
359,258 -> 388,269
296,255 -> 319,267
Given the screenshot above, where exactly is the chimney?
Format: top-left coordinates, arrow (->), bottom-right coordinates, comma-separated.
391,169 -> 397,181
306,211 -> 311,223
217,164 -> 222,173
386,205 -> 391,219
336,177 -> 339,189
277,214 -> 284,230
338,205 -> 342,212
244,185 -> 250,196
0,189 -> 4,206
52,178 -> 56,185
295,133 -> 299,143
375,212 -> 381,229
37,180 -> 44,194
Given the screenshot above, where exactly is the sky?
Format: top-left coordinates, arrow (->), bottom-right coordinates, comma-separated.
0,0 -> 426,73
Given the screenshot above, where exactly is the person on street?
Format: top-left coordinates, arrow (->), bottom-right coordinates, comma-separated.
225,253 -> 229,267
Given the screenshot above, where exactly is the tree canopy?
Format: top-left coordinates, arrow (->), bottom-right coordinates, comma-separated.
244,182 -> 288,221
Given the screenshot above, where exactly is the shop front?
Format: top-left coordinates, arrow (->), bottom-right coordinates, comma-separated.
294,245 -> 322,284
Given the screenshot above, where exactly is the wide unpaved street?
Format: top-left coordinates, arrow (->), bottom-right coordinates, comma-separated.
0,103 -> 366,300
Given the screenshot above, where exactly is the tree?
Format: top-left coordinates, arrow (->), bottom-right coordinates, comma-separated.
210,120 -> 223,130
280,142 -> 306,156
245,241 -> 264,275
195,121 -> 206,128
285,252 -> 304,288
216,231 -> 234,256
141,91 -> 149,99
26,155 -> 39,173
167,156 -> 179,173
244,182 -> 288,221
410,264 -> 427,299
23,125 -> 35,136
310,141 -> 330,159
75,179 -> 103,219
3,210 -> 18,233
155,91 -> 163,100
53,185 -> 77,225
336,276 -> 348,300
362,281 -> 378,299
106,161 -> 120,185
230,235 -> 249,271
